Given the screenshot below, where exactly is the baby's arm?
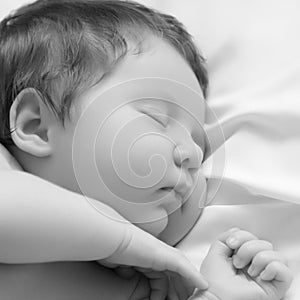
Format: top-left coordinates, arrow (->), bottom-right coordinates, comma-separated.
192,228 -> 293,300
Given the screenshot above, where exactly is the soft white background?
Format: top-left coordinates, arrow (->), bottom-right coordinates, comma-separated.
0,0 -> 32,19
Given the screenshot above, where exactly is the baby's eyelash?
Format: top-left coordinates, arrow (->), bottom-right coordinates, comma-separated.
146,112 -> 168,127
140,107 -> 169,127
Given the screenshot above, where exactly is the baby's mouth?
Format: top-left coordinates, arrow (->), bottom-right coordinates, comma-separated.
158,186 -> 188,203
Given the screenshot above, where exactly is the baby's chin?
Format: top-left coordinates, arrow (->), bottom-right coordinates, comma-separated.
134,213 -> 169,238
158,187 -> 207,245
132,209 -> 197,246
132,204 -> 203,246
133,182 -> 207,246
158,206 -> 203,246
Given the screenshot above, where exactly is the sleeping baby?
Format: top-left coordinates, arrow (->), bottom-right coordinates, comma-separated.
0,0 -> 292,299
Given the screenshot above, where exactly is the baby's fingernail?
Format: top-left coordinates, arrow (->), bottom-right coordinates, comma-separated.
233,256 -> 242,268
260,270 -> 268,280
248,265 -> 254,276
226,237 -> 238,247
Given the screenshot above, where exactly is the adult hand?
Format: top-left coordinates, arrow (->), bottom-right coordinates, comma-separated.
99,222 -> 208,300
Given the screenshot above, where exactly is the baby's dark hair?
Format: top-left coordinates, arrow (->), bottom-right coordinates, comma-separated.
0,0 -> 208,145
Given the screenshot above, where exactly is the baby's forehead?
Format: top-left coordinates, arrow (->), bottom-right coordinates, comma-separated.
71,36 -> 204,124
86,37 -> 202,96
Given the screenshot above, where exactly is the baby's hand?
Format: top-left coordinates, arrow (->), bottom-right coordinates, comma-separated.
226,228 -> 293,299
196,228 -> 293,300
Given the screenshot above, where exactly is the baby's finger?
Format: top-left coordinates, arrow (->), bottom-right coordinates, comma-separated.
167,281 -> 179,300
149,277 -> 168,300
225,229 -> 258,250
216,227 -> 240,243
260,261 -> 292,281
168,275 -> 190,300
233,240 -> 273,269
248,250 -> 286,277
138,270 -> 168,300
136,269 -> 190,300
260,261 -> 293,296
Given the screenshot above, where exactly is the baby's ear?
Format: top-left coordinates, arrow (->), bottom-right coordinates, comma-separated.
10,88 -> 53,157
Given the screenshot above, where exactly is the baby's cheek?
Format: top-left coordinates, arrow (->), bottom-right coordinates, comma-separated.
128,134 -> 174,186
94,109 -> 175,200
94,126 -> 173,235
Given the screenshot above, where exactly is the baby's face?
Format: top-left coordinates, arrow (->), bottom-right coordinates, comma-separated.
51,37 -> 206,245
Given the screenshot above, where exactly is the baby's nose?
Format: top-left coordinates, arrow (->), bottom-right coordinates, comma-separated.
173,142 -> 203,170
